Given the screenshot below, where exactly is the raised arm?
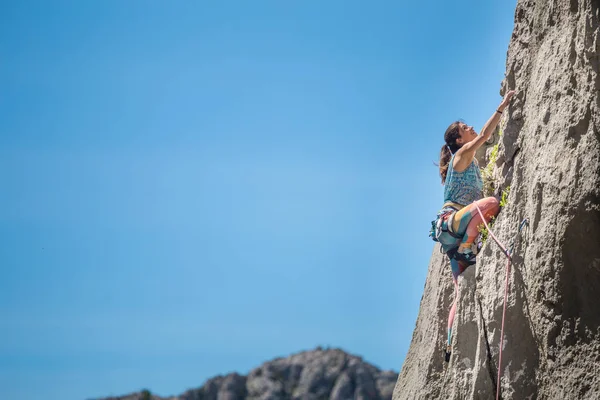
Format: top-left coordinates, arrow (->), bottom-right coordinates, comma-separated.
454,90 -> 516,170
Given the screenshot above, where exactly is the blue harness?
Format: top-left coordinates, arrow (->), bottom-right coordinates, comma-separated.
429,205 -> 462,253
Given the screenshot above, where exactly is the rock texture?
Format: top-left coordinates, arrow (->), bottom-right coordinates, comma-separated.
394,0 -> 600,399
93,347 -> 398,400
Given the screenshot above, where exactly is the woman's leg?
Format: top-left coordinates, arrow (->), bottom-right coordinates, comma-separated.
446,265 -> 461,361
445,198 -> 499,359
452,197 -> 500,252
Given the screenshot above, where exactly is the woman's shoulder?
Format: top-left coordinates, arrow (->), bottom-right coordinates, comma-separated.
448,153 -> 455,169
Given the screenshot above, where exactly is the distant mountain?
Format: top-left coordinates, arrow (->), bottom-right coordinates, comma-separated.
93,347 -> 398,400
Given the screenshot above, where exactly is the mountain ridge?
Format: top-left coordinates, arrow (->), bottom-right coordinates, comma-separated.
92,347 -> 398,400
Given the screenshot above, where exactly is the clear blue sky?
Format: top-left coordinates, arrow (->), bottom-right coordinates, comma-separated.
0,1 -> 516,399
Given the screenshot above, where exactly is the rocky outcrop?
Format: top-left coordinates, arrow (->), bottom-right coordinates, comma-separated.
394,0 -> 600,399
93,347 -> 398,400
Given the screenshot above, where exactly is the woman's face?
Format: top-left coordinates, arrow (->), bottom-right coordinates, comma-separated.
457,123 -> 477,146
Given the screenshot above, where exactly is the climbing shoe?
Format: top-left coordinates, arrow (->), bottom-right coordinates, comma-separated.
446,246 -> 458,260
444,345 -> 451,362
453,248 -> 477,266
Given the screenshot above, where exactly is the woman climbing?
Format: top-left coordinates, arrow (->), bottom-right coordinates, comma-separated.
433,89 -> 516,361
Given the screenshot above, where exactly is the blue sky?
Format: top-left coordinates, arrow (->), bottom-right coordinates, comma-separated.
1,1 -> 516,399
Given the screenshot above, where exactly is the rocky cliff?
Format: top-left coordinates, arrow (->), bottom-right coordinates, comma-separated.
394,0 -> 600,399
93,347 -> 398,400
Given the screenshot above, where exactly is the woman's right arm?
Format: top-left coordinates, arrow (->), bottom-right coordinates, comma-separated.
460,90 -> 516,156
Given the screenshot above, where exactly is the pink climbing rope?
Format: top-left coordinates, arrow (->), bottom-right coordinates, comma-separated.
474,203 -> 513,400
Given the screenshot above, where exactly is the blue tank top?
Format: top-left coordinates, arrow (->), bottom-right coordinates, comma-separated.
443,154 -> 483,206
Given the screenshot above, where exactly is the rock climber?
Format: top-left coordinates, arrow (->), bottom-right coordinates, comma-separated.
431,89 -> 516,361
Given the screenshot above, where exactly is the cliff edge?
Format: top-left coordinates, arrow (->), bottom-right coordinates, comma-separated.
394,1 -> 600,399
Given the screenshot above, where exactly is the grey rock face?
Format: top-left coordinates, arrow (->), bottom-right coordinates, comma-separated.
178,373 -> 247,400
92,348 -> 397,400
394,0 -> 600,399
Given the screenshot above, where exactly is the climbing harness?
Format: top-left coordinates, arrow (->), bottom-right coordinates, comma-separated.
474,202 -> 529,400
429,205 -> 462,252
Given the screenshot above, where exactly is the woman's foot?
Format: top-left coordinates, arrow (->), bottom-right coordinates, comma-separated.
454,248 -> 477,265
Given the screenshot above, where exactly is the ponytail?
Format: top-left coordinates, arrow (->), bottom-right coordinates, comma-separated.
439,145 -> 452,184
439,121 -> 462,184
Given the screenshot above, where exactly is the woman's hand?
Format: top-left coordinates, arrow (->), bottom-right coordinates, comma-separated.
498,90 -> 516,111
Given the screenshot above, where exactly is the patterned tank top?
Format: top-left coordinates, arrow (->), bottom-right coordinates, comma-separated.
443,154 -> 483,206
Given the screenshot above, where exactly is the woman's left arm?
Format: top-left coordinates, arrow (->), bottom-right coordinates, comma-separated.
459,90 -> 516,156
479,90 -> 516,141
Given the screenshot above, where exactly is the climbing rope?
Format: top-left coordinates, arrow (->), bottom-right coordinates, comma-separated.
474,203 -> 528,400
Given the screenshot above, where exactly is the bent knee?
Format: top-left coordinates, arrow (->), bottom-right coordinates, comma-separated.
477,197 -> 500,219
482,196 -> 500,209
